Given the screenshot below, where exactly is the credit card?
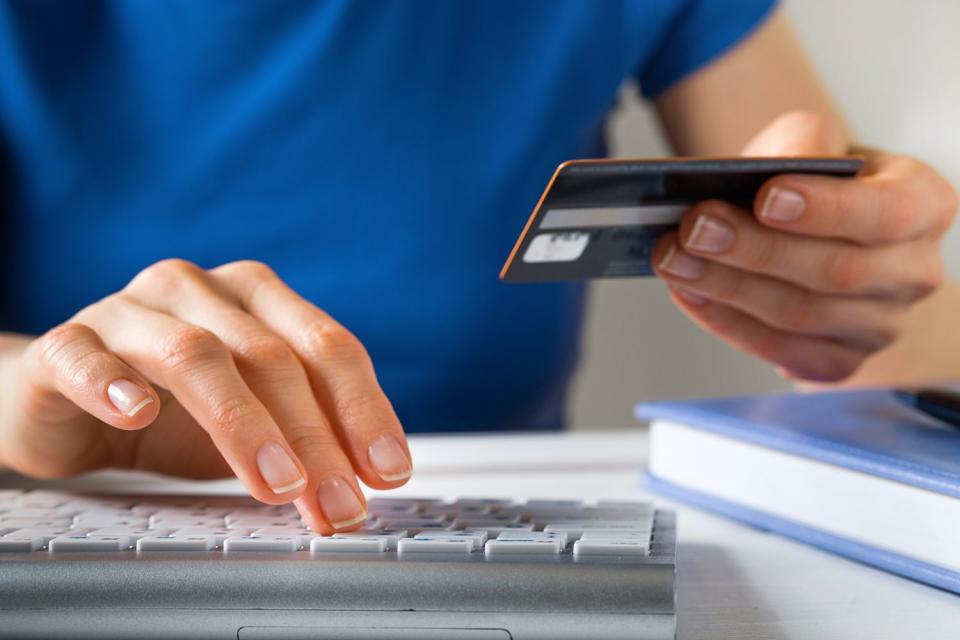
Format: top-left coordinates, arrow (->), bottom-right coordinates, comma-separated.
500,157 -> 864,282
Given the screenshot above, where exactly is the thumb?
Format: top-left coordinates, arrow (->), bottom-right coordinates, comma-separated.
741,110 -> 848,157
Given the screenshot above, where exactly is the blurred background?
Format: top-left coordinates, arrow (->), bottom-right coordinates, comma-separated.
569,0 -> 960,430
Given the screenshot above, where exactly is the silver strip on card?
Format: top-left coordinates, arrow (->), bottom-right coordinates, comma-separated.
540,205 -> 688,229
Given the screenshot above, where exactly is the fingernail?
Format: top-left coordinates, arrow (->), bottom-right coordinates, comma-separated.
256,442 -> 306,495
672,287 -> 709,306
761,187 -> 806,222
316,475 -> 367,529
658,244 -> 706,280
107,379 -> 154,417
368,435 -> 413,482
686,215 -> 735,253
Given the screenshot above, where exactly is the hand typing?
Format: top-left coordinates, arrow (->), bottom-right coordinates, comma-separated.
0,260 -> 412,533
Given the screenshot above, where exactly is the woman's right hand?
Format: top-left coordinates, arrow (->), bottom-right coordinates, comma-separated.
0,259 -> 412,534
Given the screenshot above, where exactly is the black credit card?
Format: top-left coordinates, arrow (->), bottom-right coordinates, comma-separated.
500,156 -> 864,282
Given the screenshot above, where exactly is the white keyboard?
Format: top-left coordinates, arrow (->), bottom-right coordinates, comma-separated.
0,489 -> 655,558
0,489 -> 677,639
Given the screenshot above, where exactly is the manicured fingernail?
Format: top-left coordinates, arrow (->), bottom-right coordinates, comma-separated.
256,442 -> 306,495
107,379 -> 154,417
317,476 -> 367,529
658,244 -> 705,280
761,187 -> 806,222
673,287 -> 709,306
368,435 -> 413,482
687,215 -> 735,253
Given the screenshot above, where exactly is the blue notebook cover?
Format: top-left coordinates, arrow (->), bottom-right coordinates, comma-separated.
635,388 -> 960,594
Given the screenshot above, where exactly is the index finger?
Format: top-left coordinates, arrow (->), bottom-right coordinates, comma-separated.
211,261 -> 412,490
755,154 -> 957,245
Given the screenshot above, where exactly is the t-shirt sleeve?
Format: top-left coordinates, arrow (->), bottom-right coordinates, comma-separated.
638,0 -> 779,99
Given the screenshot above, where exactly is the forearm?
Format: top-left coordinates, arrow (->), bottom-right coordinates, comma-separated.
654,8 -> 852,156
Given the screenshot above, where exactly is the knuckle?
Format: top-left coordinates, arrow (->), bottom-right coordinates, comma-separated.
712,271 -> 746,303
285,428 -> 342,456
744,232 -> 784,274
302,320 -> 367,363
904,256 -> 946,302
129,258 -> 201,293
37,323 -> 90,364
774,291 -> 816,333
63,349 -> 108,389
158,325 -> 226,372
208,394 -> 257,436
878,190 -> 917,240
934,181 -> 959,232
335,391 -> 383,432
234,333 -> 297,368
218,259 -> 277,281
819,249 -> 868,294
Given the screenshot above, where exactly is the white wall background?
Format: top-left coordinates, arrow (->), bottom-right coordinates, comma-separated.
568,0 -> 960,430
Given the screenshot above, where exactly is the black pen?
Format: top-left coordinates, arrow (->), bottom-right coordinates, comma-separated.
893,386 -> 960,430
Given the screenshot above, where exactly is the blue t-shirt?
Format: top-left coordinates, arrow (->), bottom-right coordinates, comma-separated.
0,0 -> 774,432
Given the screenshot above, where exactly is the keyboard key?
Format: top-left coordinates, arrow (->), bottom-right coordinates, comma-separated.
397,538 -> 473,554
496,530 -> 569,547
333,529 -> 409,551
0,517 -> 73,528
3,527 -> 84,544
455,522 -> 534,537
0,536 -> 44,552
48,535 -> 131,552
378,520 -> 452,532
251,528 -> 316,546
310,537 -> 387,553
368,504 -> 419,517
414,530 -> 488,550
223,535 -> 302,552
595,501 -> 653,512
484,539 -> 562,556
543,521 -> 652,537
573,539 -> 649,557
72,516 -> 148,528
525,499 -> 583,509
87,527 -> 173,542
137,535 -> 216,552
149,516 -> 226,528
579,531 -> 650,541
222,516 -> 301,528
171,527 -> 253,546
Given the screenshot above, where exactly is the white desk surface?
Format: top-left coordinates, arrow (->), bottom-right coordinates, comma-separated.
3,430 -> 957,639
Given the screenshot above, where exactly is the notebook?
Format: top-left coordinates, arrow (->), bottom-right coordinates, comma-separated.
635,388 -> 960,594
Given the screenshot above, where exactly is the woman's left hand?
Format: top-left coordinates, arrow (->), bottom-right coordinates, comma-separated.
653,111 -> 959,382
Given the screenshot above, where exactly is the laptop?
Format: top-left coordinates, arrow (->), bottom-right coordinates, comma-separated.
0,484 -> 676,640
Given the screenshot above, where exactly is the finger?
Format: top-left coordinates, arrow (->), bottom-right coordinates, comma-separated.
76,296 -> 311,508
754,154 -> 958,244
211,260 -> 412,490
653,236 -> 905,352
23,322 -> 160,429
664,286 -> 868,383
675,200 -> 946,301
124,260 -> 368,532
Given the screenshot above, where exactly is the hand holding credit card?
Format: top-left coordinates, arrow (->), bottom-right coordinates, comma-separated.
500,157 -> 863,282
